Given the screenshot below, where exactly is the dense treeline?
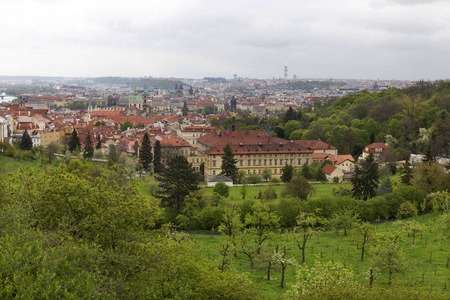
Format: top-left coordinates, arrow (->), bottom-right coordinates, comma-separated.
220,81 -> 450,159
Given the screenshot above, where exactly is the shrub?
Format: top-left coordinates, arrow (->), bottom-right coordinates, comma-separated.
213,181 -> 230,197
397,201 -> 418,219
247,175 -> 262,184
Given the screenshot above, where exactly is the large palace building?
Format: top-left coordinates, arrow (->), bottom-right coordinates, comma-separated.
196,129 -> 334,179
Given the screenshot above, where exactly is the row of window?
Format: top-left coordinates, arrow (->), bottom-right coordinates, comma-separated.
211,158 -> 310,167
212,153 -> 309,159
191,157 -> 204,164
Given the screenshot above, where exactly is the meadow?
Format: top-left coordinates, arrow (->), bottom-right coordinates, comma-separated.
191,212 -> 449,299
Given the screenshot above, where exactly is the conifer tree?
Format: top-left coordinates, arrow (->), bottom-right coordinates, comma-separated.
153,140 -> 163,173
68,129 -> 81,153
351,154 -> 380,200
156,155 -> 200,215
19,129 -> 33,150
400,160 -> 413,185
83,130 -> 94,159
96,136 -> 102,150
139,133 -> 153,172
221,143 -> 238,182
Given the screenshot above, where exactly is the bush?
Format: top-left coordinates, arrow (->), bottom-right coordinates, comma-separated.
213,181 -> 230,197
397,201 -> 418,219
247,175 -> 262,184
258,186 -> 278,201
277,198 -> 303,227
270,177 -> 280,184
360,196 -> 389,222
197,205 -> 225,230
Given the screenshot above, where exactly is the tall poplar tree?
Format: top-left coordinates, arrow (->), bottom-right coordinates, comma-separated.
96,136 -> 102,150
221,143 -> 238,182
153,140 -> 163,173
83,130 -> 94,159
68,129 -> 81,153
139,133 -> 153,172
20,129 -> 33,150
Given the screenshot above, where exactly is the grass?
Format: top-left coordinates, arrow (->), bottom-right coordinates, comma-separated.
0,155 -> 43,176
191,212 -> 449,299
202,182 -> 343,205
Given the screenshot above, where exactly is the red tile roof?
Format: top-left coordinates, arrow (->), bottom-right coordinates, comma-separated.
322,164 -> 337,175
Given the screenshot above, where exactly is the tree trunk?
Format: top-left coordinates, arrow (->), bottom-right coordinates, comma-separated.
361,245 -> 365,261
281,265 -> 285,288
267,261 -> 271,280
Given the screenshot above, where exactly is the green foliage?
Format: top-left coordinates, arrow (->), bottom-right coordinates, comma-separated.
68,129 -> 81,153
83,130 -> 94,159
119,120 -> 134,132
221,143 -> 238,182
153,140 -> 162,173
157,155 -> 200,216
351,154 -> 380,200
412,162 -> 450,194
94,120 -> 106,126
213,181 -> 230,198
246,175 -> 262,184
139,133 -> 153,172
19,129 -> 33,150
282,176 -> 314,200
281,164 -> 295,183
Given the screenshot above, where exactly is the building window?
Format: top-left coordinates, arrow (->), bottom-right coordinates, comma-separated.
258,160 -> 262,165
258,169 -> 261,174
253,170 -> 256,174
248,170 -> 251,174
275,159 -> 278,165
196,158 -> 199,163
213,161 -> 216,167
264,160 -> 267,165
269,160 -> 272,165
248,160 -> 251,166
290,159 -> 293,165
240,161 -> 243,166
213,171 -> 216,175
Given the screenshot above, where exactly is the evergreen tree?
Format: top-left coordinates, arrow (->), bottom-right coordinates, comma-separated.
19,129 -> 33,150
156,155 -> 200,215
221,143 -> 238,182
95,136 -> 102,150
139,133 -> 153,172
300,163 -> 311,179
83,130 -> 94,159
351,154 -> 380,200
400,160 -> 413,185
68,129 -> 81,153
280,164 -> 295,183
283,106 -> 297,123
153,140 -> 163,173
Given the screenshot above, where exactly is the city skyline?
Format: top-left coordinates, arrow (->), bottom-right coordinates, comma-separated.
1,0 -> 449,81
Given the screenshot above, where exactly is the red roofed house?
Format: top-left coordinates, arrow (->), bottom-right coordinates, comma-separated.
361,143 -> 391,161
322,164 -> 344,183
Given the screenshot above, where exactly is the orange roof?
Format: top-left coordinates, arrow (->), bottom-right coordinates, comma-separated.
322,164 -> 337,175
335,155 -> 355,165
312,153 -> 332,160
294,140 -> 336,150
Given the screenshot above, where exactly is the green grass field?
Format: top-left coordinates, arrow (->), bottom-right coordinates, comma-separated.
191,212 -> 449,299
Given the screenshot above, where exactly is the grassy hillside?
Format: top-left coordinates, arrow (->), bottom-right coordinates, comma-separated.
192,212 -> 449,299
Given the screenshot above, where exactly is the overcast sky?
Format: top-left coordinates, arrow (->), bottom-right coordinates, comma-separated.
1,0 -> 449,80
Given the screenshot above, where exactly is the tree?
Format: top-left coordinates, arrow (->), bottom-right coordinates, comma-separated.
157,155 -> 200,215
412,162 -> 450,194
372,231 -> 407,284
281,176 -> 314,200
272,245 -> 297,288
262,167 -> 272,181
280,164 -> 295,183
401,220 -> 422,246
83,130 -> 94,159
68,129 -> 81,153
284,106 -> 297,123
292,212 -> 319,264
400,160 -> 413,185
119,120 -> 134,132
244,202 -> 280,254
153,140 -> 163,173
139,133 -> 153,172
94,120 -> 106,126
299,163 -> 311,180
19,129 -> 33,150
95,136 -> 102,150
213,181 -> 230,197
221,143 -> 238,182
351,153 -> 380,200
240,183 -> 248,199
349,222 -> 376,261
45,141 -> 60,163
326,208 -> 359,236
107,144 -> 120,167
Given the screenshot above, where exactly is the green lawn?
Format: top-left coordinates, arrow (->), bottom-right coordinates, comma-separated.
202,182 -> 342,205
191,213 -> 449,299
0,155 -> 43,176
